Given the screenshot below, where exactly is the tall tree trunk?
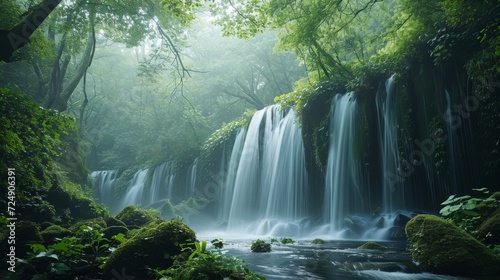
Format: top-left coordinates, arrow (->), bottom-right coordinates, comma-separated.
50,28 -> 95,111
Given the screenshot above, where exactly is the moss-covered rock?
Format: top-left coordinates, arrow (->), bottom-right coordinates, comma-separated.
70,196 -> 108,220
102,220 -> 196,280
40,225 -> 72,243
405,214 -> 500,276
477,211 -> 500,245
68,218 -> 107,233
115,205 -> 162,227
311,238 -> 325,244
251,239 -> 271,253
102,226 -> 129,240
358,241 -> 387,250
104,216 -> 127,228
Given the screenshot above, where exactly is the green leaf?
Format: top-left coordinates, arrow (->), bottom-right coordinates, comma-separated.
30,243 -> 47,253
440,195 -> 457,205
112,233 -> 127,243
36,250 -> 59,260
472,187 -> 489,193
463,210 -> 480,217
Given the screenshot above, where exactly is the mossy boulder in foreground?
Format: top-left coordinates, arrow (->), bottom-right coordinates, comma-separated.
102,220 -> 196,280
405,214 -> 500,277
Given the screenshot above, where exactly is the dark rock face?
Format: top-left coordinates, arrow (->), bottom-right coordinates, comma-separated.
405,214 -> 500,277
393,213 -> 411,227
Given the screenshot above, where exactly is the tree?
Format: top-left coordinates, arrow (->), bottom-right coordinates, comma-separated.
210,0 -> 391,81
0,0 -> 201,112
0,0 -> 61,62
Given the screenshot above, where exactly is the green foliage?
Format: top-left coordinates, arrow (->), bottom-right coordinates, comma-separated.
251,239 -> 271,253
15,225 -> 124,279
439,188 -> 495,235
311,238 -> 324,245
159,241 -> 264,280
269,237 -> 294,245
202,110 -> 255,153
0,88 -> 74,199
102,220 -> 196,279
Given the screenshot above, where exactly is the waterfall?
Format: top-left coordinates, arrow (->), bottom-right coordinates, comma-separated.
91,170 -> 118,212
376,75 -> 400,213
148,162 -> 175,205
218,128 -> 246,222
121,169 -> 149,208
225,105 -> 309,235
444,90 -> 459,194
324,92 -> 366,233
186,158 -> 199,197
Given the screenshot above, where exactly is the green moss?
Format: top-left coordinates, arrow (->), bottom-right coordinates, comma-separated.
202,109 -> 254,154
477,212 -> 500,245
104,216 -> 127,228
115,205 -> 162,227
68,218 -> 107,233
102,220 -> 196,279
311,238 -> 325,244
102,226 -> 129,240
40,225 -> 72,243
405,214 -> 500,276
35,201 -> 57,223
358,241 -> 386,250
251,239 -> 271,253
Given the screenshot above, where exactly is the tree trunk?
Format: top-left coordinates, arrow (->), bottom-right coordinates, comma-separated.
0,0 -> 62,62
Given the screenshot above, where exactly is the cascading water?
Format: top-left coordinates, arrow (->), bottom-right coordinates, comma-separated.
218,128 -> 246,222
148,162 -> 175,206
324,92 -> 366,234
225,105 -> 309,236
121,169 -> 148,208
376,75 -> 401,213
91,170 -> 118,212
186,158 -> 199,197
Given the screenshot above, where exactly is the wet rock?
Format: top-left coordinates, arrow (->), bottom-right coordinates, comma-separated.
405,214 -> 500,277
386,226 -> 406,241
344,216 -> 368,235
393,213 -> 411,227
358,241 -> 387,250
375,217 -> 385,228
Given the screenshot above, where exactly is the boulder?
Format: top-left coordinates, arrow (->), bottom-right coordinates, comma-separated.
68,217 -> 107,233
40,225 -> 72,243
393,213 -> 411,227
405,214 -> 500,277
102,226 -> 129,240
476,211 -> 500,245
344,216 -> 368,235
115,205 -> 162,227
358,241 -> 386,250
386,226 -> 406,241
102,220 -> 196,280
